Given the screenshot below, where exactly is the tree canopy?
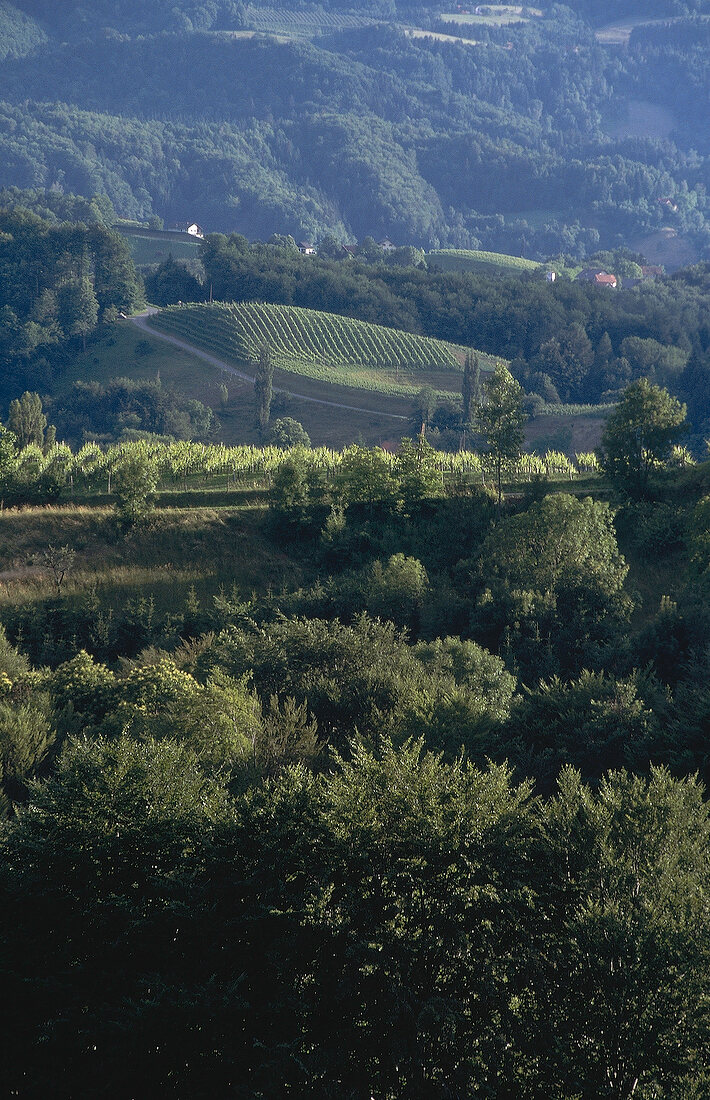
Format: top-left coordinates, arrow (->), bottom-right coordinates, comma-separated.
599,379 -> 687,496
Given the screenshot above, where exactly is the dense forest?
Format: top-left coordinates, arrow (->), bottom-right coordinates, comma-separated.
0,0 -> 708,257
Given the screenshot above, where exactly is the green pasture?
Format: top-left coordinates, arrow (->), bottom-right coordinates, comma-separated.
58,322 -> 413,449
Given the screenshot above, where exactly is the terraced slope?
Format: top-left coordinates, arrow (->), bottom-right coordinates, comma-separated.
150,302 -> 495,397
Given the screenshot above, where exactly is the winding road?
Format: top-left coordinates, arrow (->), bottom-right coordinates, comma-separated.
130,310 -> 408,421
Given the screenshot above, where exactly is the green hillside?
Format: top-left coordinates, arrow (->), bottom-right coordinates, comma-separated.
427,248 -> 541,276
149,301 -> 496,396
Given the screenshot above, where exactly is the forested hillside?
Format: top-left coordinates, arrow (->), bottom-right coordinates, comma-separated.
0,0 -> 708,258
1,409 -> 710,1095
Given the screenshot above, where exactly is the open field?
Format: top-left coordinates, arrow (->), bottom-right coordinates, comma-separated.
0,501 -> 302,617
58,321 -> 229,411
627,227 -> 699,272
440,6 -> 542,27
59,316 -> 613,453
148,301 -> 497,398
240,8 -> 380,36
525,412 -> 607,456
427,248 -> 540,276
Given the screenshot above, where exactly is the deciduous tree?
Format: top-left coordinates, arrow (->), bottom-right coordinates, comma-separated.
477,363 -> 525,508
599,379 -> 687,497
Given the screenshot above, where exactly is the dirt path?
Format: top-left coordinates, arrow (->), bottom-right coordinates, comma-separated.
130,310 -> 408,421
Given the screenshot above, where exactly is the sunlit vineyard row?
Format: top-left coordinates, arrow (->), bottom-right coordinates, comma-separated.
0,438 -> 626,503
149,302 -> 492,397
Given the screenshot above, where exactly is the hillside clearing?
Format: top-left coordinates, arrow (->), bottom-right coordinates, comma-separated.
404,28 -> 479,45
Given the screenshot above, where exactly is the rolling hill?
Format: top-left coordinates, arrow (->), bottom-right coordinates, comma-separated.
149,301 -> 496,397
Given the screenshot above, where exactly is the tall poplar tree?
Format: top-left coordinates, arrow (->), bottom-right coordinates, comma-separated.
255,343 -> 274,434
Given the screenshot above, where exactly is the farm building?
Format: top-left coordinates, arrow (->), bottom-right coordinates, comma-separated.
576,268 -> 617,288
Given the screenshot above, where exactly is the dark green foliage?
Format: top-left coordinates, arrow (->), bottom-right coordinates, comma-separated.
537,766 -> 710,1098
477,363 -> 526,507
2,735 -> 709,1097
144,255 -> 206,307
501,669 -> 665,793
54,377 -> 214,444
197,613 -> 513,758
0,204 -> 143,406
0,7 -> 709,257
7,390 -> 46,448
469,494 -> 632,680
599,379 -> 687,497
268,417 -> 311,449
461,349 -> 480,427
113,450 -> 159,524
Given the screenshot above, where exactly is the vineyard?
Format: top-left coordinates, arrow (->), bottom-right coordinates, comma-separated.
149,302 -> 493,397
5,438 -> 619,505
243,7 -> 380,35
427,249 -> 541,276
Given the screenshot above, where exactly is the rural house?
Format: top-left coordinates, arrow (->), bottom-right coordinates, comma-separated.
169,221 -> 204,238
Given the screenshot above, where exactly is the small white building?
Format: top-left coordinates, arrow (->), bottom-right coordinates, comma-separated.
169,221 -> 204,238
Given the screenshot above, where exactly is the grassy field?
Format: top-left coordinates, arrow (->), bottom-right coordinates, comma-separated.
149,301 -> 497,398
404,27 -> 479,45
604,98 -> 675,142
0,501 -> 303,619
594,15 -> 710,46
427,248 -> 541,276
628,227 -> 699,273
